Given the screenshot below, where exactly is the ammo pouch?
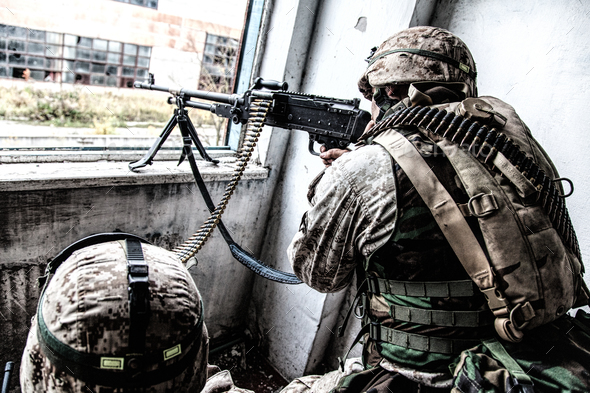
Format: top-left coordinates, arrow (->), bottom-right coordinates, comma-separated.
451,310 -> 590,392
373,96 -> 588,343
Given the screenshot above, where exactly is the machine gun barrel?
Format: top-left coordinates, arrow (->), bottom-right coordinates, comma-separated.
166,96 -> 214,111
133,81 -> 244,105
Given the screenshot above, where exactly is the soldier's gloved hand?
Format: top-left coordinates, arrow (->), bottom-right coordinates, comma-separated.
320,145 -> 350,167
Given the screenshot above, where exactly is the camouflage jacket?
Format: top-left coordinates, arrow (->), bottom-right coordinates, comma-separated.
288,143 -> 398,293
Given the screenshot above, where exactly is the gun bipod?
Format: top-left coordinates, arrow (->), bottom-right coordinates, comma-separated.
128,97 -> 218,172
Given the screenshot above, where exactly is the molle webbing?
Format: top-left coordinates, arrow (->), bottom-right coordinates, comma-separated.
389,304 -> 494,327
369,323 -> 480,355
367,277 -> 477,298
370,106 -> 581,262
367,278 -> 494,328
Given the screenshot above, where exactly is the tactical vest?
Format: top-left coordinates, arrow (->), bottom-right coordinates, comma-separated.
360,96 -> 588,370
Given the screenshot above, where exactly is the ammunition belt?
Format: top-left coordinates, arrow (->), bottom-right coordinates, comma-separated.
369,106 -> 581,262
174,98 -> 272,262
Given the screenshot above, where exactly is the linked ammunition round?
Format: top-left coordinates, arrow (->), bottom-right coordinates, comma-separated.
477,128 -> 497,158
451,118 -> 472,142
461,122 -> 480,147
400,107 -> 422,125
468,125 -> 488,152
442,115 -> 463,139
391,107 -> 412,124
486,133 -> 506,168
417,108 -> 439,128
434,112 -> 455,135
411,107 -> 431,125
425,110 -> 447,131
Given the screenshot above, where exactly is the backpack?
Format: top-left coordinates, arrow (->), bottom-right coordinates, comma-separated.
372,96 -> 589,342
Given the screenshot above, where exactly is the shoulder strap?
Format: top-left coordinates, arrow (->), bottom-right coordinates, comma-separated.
373,129 -> 513,324
482,338 -> 535,391
374,129 -> 496,291
180,127 -> 302,284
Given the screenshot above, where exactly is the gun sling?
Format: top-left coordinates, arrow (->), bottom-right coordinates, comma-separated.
179,126 -> 302,284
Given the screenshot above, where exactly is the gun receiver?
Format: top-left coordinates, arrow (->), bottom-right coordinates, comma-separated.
257,90 -> 370,154
133,76 -> 371,156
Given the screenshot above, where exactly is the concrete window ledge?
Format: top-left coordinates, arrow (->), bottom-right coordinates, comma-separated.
0,155 -> 269,192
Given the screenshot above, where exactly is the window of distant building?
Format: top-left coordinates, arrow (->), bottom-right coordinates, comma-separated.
198,34 -> 239,93
0,24 -> 151,88
112,0 -> 158,10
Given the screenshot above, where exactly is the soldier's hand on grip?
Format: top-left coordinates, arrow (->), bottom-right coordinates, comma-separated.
320,145 -> 350,167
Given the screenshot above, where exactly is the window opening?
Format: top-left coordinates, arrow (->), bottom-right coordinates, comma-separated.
0,0 -> 252,156
198,34 -> 239,93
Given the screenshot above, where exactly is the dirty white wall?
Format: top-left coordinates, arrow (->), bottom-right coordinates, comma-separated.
251,0 -> 590,381
429,0 -> 590,288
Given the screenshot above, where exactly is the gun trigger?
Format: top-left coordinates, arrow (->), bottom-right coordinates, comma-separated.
308,139 -> 320,156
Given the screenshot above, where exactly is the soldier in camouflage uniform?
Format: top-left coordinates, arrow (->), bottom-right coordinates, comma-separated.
19,235 -> 257,393
287,27 -> 590,392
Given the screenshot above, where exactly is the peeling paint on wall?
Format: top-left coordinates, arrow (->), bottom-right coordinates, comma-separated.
354,17 -> 367,32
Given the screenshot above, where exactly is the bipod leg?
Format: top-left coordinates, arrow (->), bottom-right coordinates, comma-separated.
183,109 -> 219,164
129,115 -> 178,171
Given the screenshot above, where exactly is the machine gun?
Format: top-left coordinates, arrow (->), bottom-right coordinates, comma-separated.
130,75 -> 371,171
130,75 -> 370,284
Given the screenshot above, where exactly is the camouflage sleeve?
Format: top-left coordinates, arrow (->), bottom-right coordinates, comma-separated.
288,145 -> 398,293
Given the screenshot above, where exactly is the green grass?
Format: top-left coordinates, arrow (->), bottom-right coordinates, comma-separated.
0,85 -> 214,134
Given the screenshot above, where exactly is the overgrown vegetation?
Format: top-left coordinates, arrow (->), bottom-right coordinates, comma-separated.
0,85 -> 215,134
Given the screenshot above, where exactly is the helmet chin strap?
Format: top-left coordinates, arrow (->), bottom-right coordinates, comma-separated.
373,88 -> 399,122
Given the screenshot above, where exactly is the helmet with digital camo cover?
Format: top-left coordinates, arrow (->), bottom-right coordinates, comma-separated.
20,234 -> 208,392
358,26 -> 478,100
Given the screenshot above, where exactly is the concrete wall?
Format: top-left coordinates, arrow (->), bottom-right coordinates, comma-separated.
250,0 -> 590,381
0,159 -> 272,388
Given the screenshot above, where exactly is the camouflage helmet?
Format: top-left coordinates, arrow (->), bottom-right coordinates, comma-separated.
20,235 -> 208,392
358,26 -> 477,99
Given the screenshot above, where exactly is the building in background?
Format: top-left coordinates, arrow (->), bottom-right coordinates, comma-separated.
0,0 -> 246,90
